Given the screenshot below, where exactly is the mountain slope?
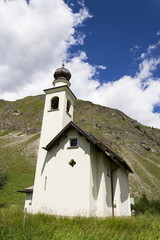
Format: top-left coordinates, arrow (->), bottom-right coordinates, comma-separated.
74,100 -> 160,198
0,96 -> 160,204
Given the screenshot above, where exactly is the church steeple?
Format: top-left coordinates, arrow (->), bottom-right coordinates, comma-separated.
54,64 -> 71,81
53,64 -> 71,88
38,65 -> 76,146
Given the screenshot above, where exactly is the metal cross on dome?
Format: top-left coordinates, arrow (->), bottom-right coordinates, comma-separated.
62,59 -> 66,67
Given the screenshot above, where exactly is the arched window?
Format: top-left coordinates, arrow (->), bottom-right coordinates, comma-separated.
51,97 -> 59,110
66,100 -> 71,113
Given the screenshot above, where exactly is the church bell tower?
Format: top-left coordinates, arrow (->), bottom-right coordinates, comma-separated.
39,64 -> 76,147
30,65 -> 77,213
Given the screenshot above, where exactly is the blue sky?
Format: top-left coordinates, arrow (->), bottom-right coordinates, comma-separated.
0,0 -> 159,128
68,0 -> 160,82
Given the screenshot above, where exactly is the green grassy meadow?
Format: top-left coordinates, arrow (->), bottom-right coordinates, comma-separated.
0,207 -> 160,240
0,131 -> 36,206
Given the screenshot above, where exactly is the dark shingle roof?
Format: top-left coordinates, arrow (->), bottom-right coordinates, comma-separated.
44,121 -> 133,173
17,185 -> 33,193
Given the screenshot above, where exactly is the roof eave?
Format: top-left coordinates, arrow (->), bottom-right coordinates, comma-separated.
17,186 -> 34,194
44,121 -> 133,173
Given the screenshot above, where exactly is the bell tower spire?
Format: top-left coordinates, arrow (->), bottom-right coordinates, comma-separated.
38,65 -> 76,147
53,64 -> 71,88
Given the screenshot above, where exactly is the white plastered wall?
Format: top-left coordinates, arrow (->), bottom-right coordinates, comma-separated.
40,87 -> 75,147
30,85 -> 76,214
89,145 -> 112,217
112,167 -> 131,216
24,193 -> 32,212
30,129 -> 91,216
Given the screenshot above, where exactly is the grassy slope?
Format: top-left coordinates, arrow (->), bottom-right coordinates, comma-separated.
0,132 -> 39,205
0,96 -> 160,205
74,100 -> 160,198
0,95 -> 44,134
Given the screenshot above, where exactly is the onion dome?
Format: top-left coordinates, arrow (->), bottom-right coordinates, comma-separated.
54,64 -> 71,81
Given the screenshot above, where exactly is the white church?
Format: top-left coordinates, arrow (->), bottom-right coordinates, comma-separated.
19,65 -> 133,217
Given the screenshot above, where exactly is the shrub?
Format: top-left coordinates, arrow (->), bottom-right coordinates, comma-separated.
149,199 -> 160,214
133,194 -> 160,215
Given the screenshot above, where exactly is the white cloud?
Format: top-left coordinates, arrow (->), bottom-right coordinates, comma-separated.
0,0 -> 90,99
147,41 -> 160,54
96,65 -> 106,70
68,49 -> 160,128
156,31 -> 160,36
140,41 -> 160,60
130,45 -> 141,54
0,0 -> 160,129
137,58 -> 160,80
70,56 -> 160,128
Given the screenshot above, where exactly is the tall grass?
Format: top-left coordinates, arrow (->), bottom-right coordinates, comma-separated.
0,207 -> 160,240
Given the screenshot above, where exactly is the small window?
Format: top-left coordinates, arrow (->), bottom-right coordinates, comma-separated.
66,100 -> 71,113
68,159 -> 76,167
51,97 -> 59,110
70,138 -> 77,147
44,176 -> 47,191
